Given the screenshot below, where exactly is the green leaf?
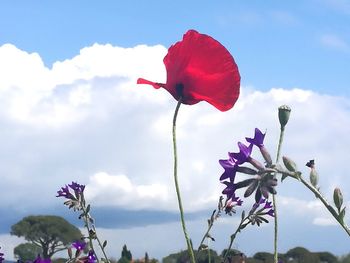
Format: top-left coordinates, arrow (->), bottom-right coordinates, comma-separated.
86,204 -> 91,214
241,210 -> 245,221
339,207 -> 346,221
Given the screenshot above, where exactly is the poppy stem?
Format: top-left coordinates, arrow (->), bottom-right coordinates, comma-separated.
273,126 -> 285,263
172,97 -> 196,263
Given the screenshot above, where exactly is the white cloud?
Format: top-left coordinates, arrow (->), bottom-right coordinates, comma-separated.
0,43 -> 350,256
85,172 -> 172,210
0,43 -> 167,128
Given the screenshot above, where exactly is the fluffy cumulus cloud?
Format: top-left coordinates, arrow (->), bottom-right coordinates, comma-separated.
1,43 -> 350,258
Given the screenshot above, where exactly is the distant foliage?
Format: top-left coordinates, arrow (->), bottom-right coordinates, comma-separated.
14,243 -> 42,262
118,245 -> 132,263
161,247 -> 343,263
10,215 -> 82,259
339,253 -> 350,263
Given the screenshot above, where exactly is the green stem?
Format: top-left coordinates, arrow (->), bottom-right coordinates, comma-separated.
81,207 -> 97,262
273,126 -> 285,263
81,200 -> 109,263
172,98 -> 196,263
197,211 -> 215,253
299,176 -> 350,236
90,220 -> 110,263
276,127 -> 285,164
272,194 -> 278,263
223,215 -> 249,263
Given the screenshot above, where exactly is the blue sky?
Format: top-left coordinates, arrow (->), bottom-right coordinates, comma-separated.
1,1 -> 350,96
0,0 -> 350,261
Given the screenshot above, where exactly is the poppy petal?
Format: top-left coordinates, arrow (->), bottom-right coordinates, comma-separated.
163,30 -> 240,111
137,78 -> 165,90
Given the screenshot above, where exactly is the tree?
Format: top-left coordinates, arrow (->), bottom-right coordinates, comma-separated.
11,215 -> 82,259
163,249 -> 221,263
285,247 -> 318,263
14,243 -> 42,262
340,253 -> 350,263
316,252 -> 338,263
118,245 -> 132,263
253,252 -> 274,263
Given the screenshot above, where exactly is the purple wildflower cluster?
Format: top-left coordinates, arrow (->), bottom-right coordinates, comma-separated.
72,240 -> 87,251
219,128 -> 276,218
57,182 -> 86,211
248,198 -> 275,225
32,255 -> 51,263
0,247 -> 4,263
70,240 -> 97,263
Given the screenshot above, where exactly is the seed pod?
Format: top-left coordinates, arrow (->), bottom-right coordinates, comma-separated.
333,187 -> 343,211
278,105 -> 291,129
282,156 -> 297,172
309,168 -> 318,188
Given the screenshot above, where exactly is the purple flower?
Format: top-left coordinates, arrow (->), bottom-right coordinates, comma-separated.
33,255 -> 51,263
0,247 -> 4,263
246,128 -> 265,148
69,182 -> 85,193
264,200 -> 273,209
56,182 -> 85,200
222,181 -> 237,201
72,240 -> 86,251
248,198 -> 275,226
230,142 -> 253,165
56,185 -> 75,199
250,198 -> 275,217
246,128 -> 272,166
219,158 -> 238,181
86,250 -> 97,263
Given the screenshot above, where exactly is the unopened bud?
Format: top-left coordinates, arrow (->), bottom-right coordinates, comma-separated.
282,156 -> 297,172
333,187 -> 343,211
260,146 -> 273,167
68,247 -> 73,259
248,157 -> 265,171
278,105 -> 291,129
236,166 -> 258,175
309,168 -> 318,187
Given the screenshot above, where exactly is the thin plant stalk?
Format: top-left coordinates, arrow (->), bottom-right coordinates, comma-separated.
81,205 -> 97,260
222,213 -> 250,263
172,98 -> 196,263
273,126 -> 285,263
197,210 -> 216,253
299,176 -> 350,236
81,198 -> 110,263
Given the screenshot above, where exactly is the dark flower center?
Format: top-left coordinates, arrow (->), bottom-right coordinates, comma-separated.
176,83 -> 184,98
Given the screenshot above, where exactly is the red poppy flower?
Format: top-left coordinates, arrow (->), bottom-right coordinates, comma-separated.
137,29 -> 240,111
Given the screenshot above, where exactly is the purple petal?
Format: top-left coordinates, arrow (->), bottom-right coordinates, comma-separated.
230,142 -> 253,165
246,128 -> 265,147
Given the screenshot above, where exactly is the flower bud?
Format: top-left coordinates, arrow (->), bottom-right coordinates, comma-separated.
260,146 -> 273,167
282,156 -> 297,172
67,247 -> 72,259
236,166 -> 258,175
309,168 -> 318,188
248,157 -> 265,171
278,105 -> 291,129
333,187 -> 343,211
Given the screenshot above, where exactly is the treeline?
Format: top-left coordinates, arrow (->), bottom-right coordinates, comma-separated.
161,246 -> 350,263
